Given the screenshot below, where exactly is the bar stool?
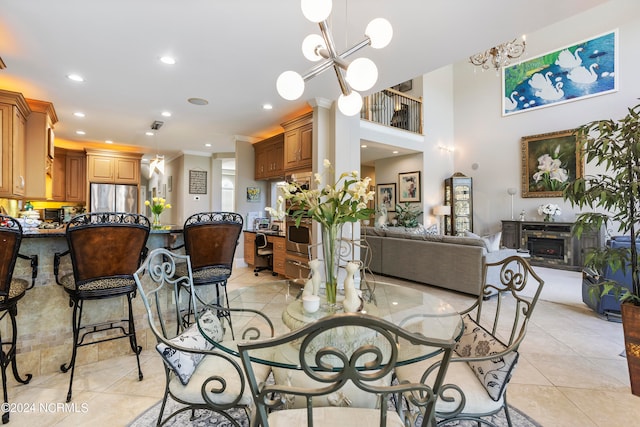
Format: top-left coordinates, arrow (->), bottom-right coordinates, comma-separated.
53,212 -> 150,402
172,212 -> 243,332
0,215 -> 38,424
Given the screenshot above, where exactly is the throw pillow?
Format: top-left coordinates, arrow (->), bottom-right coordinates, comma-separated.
425,224 -> 439,235
156,310 -> 224,385
454,314 -> 519,401
481,231 -> 502,252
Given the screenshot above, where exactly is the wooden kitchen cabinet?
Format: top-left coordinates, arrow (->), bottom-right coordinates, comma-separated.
244,232 -> 256,266
86,149 -> 141,184
0,89 -> 31,198
52,148 -> 86,202
282,112 -> 312,173
25,98 -> 57,200
254,133 -> 284,180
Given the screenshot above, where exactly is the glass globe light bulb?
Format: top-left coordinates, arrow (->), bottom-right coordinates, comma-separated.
302,34 -> 326,62
337,91 -> 363,116
365,18 -> 393,49
301,0 -> 332,23
276,71 -> 305,100
346,57 -> 378,91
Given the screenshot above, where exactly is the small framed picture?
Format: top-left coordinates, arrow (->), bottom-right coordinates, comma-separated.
246,187 -> 260,202
376,183 -> 396,212
398,171 -> 421,202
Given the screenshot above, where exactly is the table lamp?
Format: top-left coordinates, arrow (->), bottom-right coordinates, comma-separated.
433,205 -> 451,235
507,187 -> 517,220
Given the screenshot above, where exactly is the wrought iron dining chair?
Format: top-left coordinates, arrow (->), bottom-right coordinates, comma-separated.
238,312 -> 456,427
53,212 -> 150,402
394,255 -> 544,427
172,212 -> 243,331
134,247 -> 274,426
0,215 -> 38,424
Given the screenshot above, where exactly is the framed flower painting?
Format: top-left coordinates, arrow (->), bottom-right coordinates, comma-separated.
521,129 -> 582,198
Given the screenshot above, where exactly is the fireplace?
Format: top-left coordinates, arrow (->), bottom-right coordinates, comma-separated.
521,222 -> 573,267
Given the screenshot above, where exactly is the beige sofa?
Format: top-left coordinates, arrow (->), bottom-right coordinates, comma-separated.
361,227 -> 518,296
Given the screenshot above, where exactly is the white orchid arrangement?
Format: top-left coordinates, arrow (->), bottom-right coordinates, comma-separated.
538,203 -> 562,217
265,195 -> 286,221
282,159 -> 374,228
532,145 -> 569,191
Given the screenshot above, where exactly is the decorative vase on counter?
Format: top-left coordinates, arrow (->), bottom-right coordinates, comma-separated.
152,213 -> 161,229
543,214 -> 554,222
321,222 -> 344,307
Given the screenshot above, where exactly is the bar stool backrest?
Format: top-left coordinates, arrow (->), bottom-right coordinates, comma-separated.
183,212 -> 243,273
66,213 -> 150,286
0,215 -> 23,296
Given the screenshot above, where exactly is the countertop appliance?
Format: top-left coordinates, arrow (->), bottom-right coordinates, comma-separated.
89,183 -> 138,213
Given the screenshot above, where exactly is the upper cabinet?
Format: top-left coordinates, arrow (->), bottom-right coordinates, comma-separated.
86,149 -> 142,184
282,112 -> 312,173
0,89 -> 31,198
254,133 -> 284,180
24,98 -> 58,200
52,147 -> 86,203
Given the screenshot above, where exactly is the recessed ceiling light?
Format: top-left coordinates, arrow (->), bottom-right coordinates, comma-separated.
361,144 -> 367,148
161,111 -> 172,117
67,74 -> 84,82
76,130 -> 86,135
188,97 -> 209,106
73,112 -> 85,118
105,140 -> 113,144
145,131 -> 154,136
262,104 -> 273,110
160,56 -> 176,65
392,150 -> 399,154
205,143 -> 212,147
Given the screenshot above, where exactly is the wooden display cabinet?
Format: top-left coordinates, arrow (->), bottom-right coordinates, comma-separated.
24,98 -> 58,200
282,112 -> 312,173
444,173 -> 473,236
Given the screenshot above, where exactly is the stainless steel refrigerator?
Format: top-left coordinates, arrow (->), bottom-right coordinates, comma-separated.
89,183 -> 138,213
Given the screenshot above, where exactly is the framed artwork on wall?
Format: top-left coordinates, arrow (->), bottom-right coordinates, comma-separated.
376,183 -> 396,212
503,30 -> 618,116
521,128 -> 583,198
398,171 -> 421,202
246,187 -> 260,202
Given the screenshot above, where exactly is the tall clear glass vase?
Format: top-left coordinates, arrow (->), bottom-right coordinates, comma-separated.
321,222 -> 344,307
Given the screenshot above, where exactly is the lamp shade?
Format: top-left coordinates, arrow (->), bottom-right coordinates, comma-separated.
365,18 -> 393,49
337,91 -> 363,116
302,34 -> 326,61
276,71 -> 305,100
301,0 -> 332,23
433,205 -> 451,216
346,57 -> 378,91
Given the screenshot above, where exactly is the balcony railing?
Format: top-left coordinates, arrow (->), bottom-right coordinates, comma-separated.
360,88 -> 423,134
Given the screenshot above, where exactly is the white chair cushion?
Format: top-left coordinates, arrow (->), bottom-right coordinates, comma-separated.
156,309 -> 224,385
268,406 -> 405,427
454,315 -> 519,401
394,356 -> 505,415
169,341 -> 272,406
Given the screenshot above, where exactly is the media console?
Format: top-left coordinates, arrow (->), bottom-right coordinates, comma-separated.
501,220 -> 604,271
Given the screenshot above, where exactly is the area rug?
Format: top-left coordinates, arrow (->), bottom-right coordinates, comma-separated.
129,399 -> 542,427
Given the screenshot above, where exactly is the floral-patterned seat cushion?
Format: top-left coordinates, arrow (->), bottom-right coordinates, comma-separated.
156,309 -> 224,385
454,314 -> 519,401
174,263 -> 231,284
59,274 -> 135,292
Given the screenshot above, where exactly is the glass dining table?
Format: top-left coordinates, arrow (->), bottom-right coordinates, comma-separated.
197,279 -> 463,368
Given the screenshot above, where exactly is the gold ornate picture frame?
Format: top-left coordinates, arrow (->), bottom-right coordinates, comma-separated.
521,128 -> 582,198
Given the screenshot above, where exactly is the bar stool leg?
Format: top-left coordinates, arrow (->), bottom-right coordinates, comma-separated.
126,294 -> 143,381
61,298 -> 82,402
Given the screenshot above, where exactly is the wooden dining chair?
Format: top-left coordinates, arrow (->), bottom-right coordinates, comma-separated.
134,247 -> 274,426
238,312 -> 456,427
394,255 -> 545,427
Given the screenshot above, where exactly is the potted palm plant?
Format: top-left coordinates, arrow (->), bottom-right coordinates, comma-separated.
563,103 -> 640,396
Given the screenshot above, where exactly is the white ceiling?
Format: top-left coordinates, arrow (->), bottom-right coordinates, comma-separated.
0,0 -> 607,163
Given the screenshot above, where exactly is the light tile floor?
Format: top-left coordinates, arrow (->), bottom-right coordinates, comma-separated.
6,265 -> 640,426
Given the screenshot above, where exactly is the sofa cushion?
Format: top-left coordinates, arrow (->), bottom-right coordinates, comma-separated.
454,314 -> 519,401
465,231 -> 502,252
442,235 -> 485,248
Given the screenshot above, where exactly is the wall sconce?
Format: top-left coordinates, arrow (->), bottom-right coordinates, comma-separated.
276,0 -> 393,116
438,145 -> 454,153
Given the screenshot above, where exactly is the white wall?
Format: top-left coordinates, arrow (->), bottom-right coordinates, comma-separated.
451,0 -> 640,235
